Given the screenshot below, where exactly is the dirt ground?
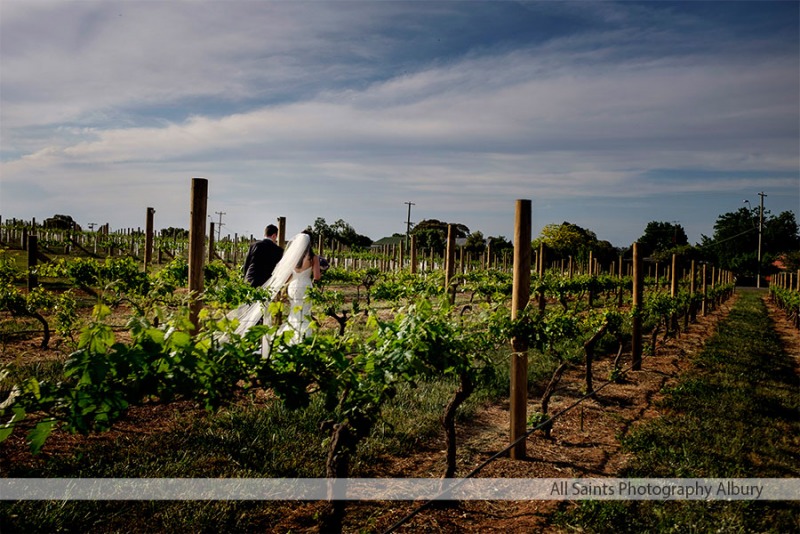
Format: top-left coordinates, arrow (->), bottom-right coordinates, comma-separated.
2,290 -> 798,533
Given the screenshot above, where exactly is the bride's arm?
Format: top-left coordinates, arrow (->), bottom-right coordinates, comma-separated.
312,255 -> 321,282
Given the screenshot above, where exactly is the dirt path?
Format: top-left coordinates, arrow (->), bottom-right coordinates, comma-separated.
341,296 -> 740,533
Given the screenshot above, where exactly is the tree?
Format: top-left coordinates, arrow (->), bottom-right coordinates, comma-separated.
464,231 -> 486,255
305,218 -> 372,250
533,222 -> 615,265
701,208 -> 800,282
411,219 -> 469,255
637,221 -> 688,257
161,227 -> 189,239
487,235 -> 513,262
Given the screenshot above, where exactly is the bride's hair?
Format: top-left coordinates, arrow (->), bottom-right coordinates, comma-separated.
295,231 -> 316,268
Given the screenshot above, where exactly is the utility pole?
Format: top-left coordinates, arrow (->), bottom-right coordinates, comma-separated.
214,211 -> 226,242
404,201 -> 415,251
757,192 -> 766,289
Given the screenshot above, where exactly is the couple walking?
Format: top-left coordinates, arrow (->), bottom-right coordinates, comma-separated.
233,225 -> 321,347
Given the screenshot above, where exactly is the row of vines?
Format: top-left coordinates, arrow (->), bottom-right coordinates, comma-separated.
1,238 -> 735,531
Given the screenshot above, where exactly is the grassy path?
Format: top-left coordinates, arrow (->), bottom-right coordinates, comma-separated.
557,289 -> 800,533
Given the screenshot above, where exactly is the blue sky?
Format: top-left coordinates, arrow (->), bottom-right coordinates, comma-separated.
1,1 -> 798,247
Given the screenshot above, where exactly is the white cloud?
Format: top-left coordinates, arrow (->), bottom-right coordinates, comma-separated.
1,1 -> 797,244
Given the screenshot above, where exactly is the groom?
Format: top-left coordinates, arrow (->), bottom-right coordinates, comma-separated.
242,224 -> 284,287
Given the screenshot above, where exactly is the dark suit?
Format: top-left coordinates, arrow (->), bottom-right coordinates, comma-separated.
242,238 -> 283,287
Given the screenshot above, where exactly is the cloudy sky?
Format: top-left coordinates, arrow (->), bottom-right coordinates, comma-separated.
1,1 -> 798,246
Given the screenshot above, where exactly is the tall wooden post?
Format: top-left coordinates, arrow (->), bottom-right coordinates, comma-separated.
144,207 -> 155,270
27,235 -> 38,292
510,199 -> 531,460
537,242 -> 546,311
689,260 -> 697,323
410,235 -> 418,274
670,254 -> 678,298
631,243 -> 643,370
208,222 -> 216,261
702,264 -> 708,316
445,224 -> 456,304
188,178 -> 208,331
398,242 -> 404,271
670,254 -> 679,333
277,217 -> 286,248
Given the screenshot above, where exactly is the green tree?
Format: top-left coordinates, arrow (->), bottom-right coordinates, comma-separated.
411,219 -> 469,255
306,218 -> 372,250
464,231 -> 486,255
637,221 -> 688,257
160,227 -> 189,239
533,222 -> 616,265
701,208 -> 800,282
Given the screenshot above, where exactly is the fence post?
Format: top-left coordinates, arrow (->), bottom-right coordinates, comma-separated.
632,242 -> 643,371
145,207 -> 155,270
277,217 -> 286,248
689,260 -> 697,322
702,264 -> 708,316
410,235 -> 418,274
445,224 -> 456,304
537,242 -> 546,312
510,199 -> 531,460
188,178 -> 208,331
27,234 -> 38,291
209,221 -> 216,261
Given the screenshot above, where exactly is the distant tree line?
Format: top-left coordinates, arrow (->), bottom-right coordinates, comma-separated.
32,208 -> 800,282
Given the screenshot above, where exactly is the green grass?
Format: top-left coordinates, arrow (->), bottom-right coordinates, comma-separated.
556,289 -> 800,533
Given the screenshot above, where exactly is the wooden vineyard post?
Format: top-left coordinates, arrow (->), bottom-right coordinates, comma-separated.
689,260 -> 697,323
27,234 -> 38,292
632,242 -> 643,370
277,217 -> 286,248
670,254 -> 679,333
410,235 -> 418,274
208,222 -> 216,262
144,207 -> 155,270
188,178 -> 208,332
398,242 -> 404,271
510,199 -> 531,460
445,224 -> 456,304
537,242 -> 546,311
702,264 -> 708,316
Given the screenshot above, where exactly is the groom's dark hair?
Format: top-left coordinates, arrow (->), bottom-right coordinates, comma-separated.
265,224 -> 279,238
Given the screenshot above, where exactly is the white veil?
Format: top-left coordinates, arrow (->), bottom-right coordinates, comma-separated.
229,232 -> 311,337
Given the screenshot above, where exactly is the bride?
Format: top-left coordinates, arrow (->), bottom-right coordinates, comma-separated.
228,232 -> 321,353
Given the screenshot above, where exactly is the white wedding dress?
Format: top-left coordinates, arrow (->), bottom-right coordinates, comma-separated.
277,266 -> 314,343
224,233 -> 315,356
